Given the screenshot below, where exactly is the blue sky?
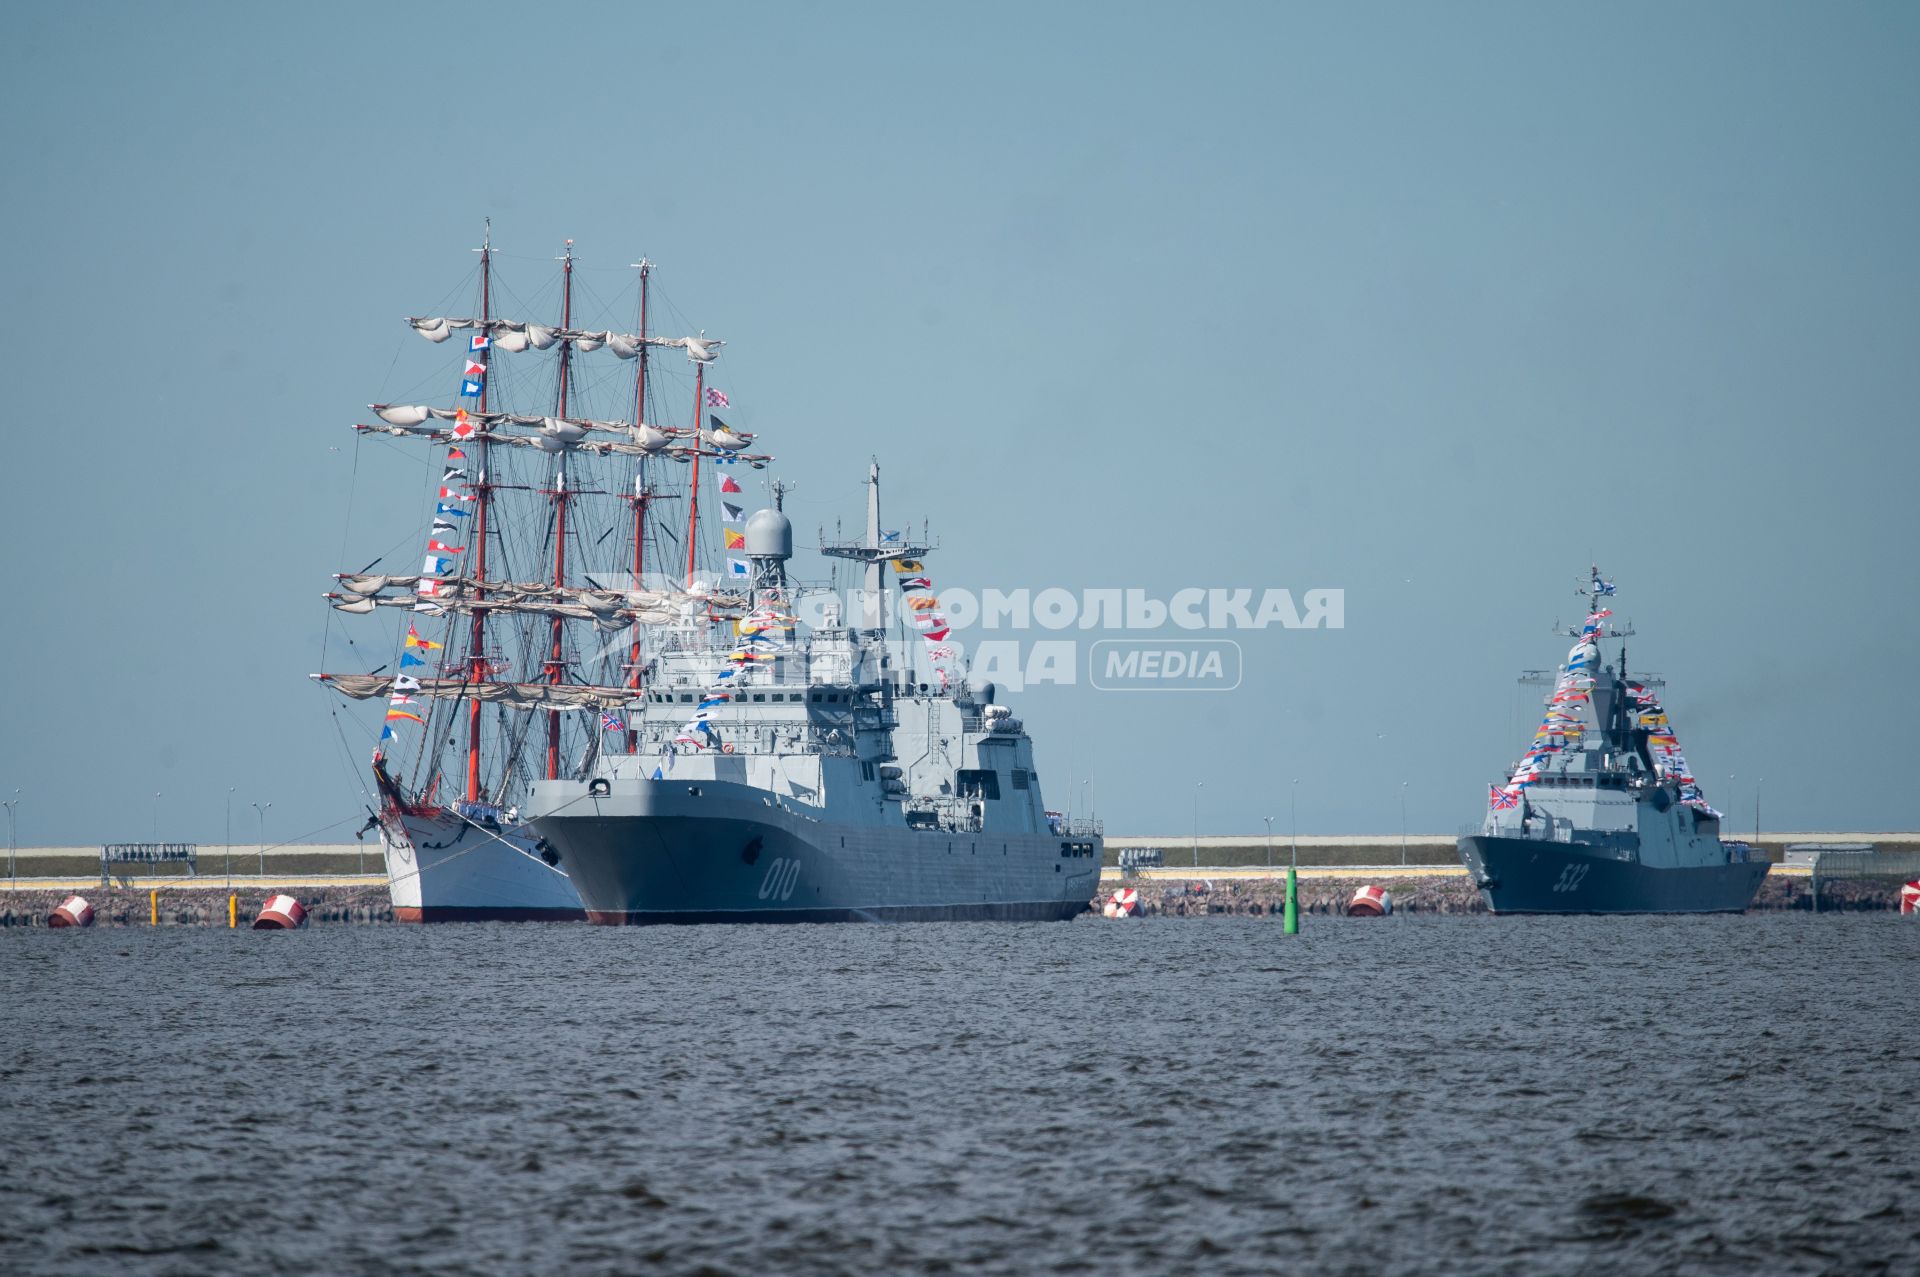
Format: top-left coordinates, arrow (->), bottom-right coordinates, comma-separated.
2,2 -> 1916,844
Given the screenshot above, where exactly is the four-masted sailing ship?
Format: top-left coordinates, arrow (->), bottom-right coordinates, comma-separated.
314,230 -> 771,920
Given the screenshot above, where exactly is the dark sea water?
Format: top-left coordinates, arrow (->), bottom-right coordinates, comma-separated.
2,914 -> 1914,1276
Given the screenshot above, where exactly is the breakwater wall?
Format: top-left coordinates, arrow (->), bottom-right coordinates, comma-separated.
0,875 -> 1903,927
1099,873 -> 1904,917
1105,833 -> 1920,870
0,886 -> 392,928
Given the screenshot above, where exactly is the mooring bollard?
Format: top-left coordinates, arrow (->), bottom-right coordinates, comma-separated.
1283,866 -> 1299,934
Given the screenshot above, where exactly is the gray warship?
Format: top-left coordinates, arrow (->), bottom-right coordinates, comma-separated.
1457,569 -> 1769,914
524,464 -> 1103,924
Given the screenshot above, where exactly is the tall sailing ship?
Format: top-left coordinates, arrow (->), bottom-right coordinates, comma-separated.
314,230 -> 771,921
316,230 -> 1098,924
1456,568 -> 1769,914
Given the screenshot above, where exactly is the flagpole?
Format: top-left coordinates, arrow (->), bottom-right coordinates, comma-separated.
685,361 -> 704,588
547,241 -> 575,782
466,221 -> 492,803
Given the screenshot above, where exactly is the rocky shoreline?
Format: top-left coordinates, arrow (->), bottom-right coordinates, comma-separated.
1102,873 -> 1902,916
0,886 -> 393,928
0,874 -> 1904,928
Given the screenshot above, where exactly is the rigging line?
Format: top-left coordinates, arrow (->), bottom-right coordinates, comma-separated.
425,260 -> 482,318
379,803 -> 575,896
245,812 -> 366,859
321,433 -> 369,671
570,273 -> 621,331
373,337 -> 409,404
325,705 -> 379,810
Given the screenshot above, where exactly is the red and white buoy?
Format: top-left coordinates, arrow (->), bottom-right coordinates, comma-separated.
1103,887 -> 1142,918
252,894 -> 307,930
1346,884 -> 1392,917
48,895 -> 94,928
1900,880 -> 1919,916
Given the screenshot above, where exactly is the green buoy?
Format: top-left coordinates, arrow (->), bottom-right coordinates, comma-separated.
1283,865 -> 1299,934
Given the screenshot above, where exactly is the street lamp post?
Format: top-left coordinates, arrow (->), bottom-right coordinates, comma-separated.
1400,781 -> 1408,866
1192,782 -> 1203,868
251,802 -> 272,877
152,791 -> 162,842
4,791 -> 19,889
1755,777 -> 1762,847
1262,816 -> 1275,869
1290,779 -> 1299,869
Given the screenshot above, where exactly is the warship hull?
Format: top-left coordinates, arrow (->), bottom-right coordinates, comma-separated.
1459,835 -> 1769,915
381,808 -> 584,923
528,779 -> 1098,925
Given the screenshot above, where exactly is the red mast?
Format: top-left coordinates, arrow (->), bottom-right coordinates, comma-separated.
465,222 -> 492,803
626,259 -> 652,753
685,360 -> 704,587
546,241 -> 575,781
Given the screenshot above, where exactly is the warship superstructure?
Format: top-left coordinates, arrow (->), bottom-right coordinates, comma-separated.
524,464 -> 1103,924
1457,569 -> 1769,914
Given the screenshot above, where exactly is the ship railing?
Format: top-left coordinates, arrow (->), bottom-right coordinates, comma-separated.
1061,817 -> 1103,836
1459,820 -> 1552,841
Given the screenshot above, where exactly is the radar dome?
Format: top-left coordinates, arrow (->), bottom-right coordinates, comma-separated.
745,508 -> 793,559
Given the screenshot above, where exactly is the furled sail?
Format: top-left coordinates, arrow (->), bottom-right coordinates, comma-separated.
328,574 -> 749,621
405,317 -> 722,358
313,673 -> 638,710
373,404 -> 432,426
352,422 -> 774,467
368,405 -> 695,439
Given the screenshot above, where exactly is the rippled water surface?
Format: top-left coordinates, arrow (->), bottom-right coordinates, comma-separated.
2,914 -> 1915,1275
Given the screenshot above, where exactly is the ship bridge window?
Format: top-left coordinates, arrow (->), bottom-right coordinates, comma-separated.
957,769 -> 1001,801
1011,769 -> 1031,790
753,694 -> 766,703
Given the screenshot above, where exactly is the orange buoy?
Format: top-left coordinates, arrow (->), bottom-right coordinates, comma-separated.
1346,884 -> 1392,917
1900,880 -> 1919,915
252,894 -> 307,930
48,895 -> 95,928
1103,887 -> 1142,918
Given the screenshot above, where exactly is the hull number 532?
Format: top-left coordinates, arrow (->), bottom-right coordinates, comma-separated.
1551,863 -> 1590,893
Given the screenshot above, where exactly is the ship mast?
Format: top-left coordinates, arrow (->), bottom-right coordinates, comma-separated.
821,462 -> 929,681
464,221 -> 494,803
626,258 -> 652,753
546,241 -> 576,781
685,360 -> 704,587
